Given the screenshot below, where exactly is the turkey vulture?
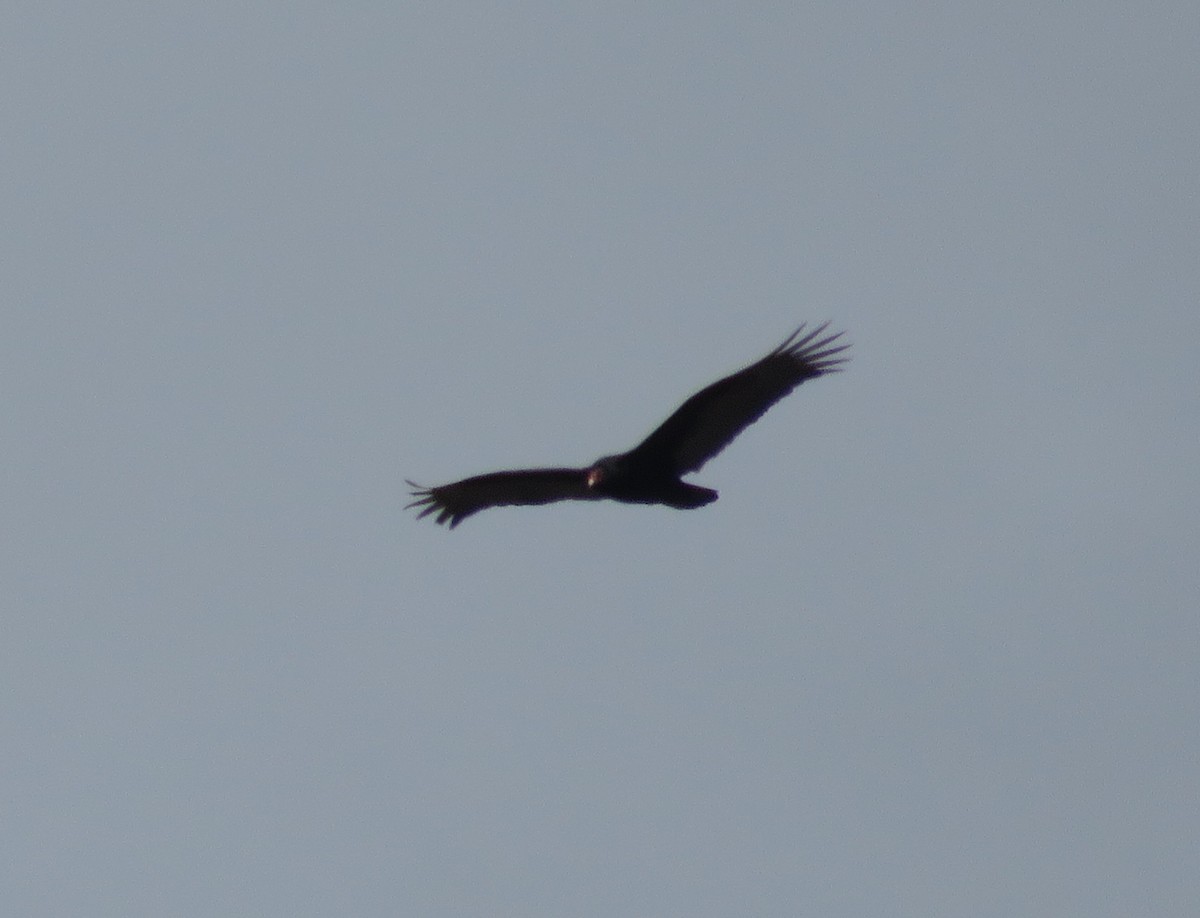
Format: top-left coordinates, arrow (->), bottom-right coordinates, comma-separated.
407,322 -> 849,527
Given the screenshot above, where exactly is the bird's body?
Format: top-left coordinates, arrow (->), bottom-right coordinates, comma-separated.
407,322 -> 848,527
583,453 -> 718,508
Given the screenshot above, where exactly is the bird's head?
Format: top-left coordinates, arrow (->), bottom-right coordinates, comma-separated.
585,455 -> 623,491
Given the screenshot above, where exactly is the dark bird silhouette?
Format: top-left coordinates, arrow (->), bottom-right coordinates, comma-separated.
407,322 -> 849,527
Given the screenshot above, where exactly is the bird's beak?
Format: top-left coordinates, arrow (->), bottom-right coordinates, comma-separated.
586,468 -> 601,488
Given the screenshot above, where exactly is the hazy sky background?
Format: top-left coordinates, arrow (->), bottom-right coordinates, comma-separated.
4,3 -> 1197,916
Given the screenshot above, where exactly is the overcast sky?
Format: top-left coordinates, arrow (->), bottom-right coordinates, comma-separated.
3,3 -> 1198,916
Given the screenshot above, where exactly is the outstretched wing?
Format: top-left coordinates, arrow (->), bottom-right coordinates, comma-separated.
405,468 -> 596,528
628,322 -> 849,475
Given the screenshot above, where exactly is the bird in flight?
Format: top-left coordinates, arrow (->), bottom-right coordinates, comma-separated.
407,322 -> 849,527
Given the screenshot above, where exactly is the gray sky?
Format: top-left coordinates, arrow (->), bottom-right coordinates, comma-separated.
4,3 -> 1197,915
